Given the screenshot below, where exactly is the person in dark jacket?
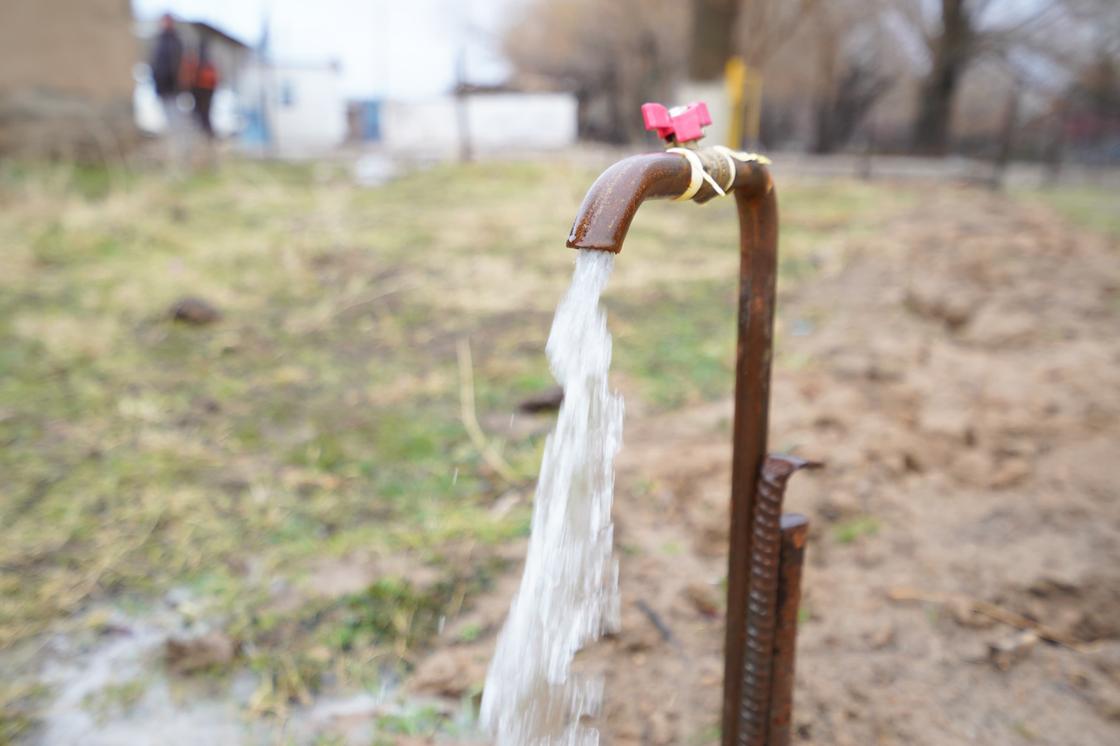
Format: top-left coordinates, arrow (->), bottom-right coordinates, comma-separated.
151,14 -> 182,107
150,13 -> 187,161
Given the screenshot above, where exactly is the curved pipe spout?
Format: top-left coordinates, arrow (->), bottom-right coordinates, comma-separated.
566,150 -> 774,253
566,153 -> 691,252
564,150 -> 780,746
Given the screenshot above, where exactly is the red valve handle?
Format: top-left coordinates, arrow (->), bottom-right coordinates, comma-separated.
641,101 -> 712,144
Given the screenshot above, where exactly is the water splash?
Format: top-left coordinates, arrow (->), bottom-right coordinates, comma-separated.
481,250 -> 623,745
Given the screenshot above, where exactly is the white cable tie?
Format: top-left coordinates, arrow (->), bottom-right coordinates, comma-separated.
701,166 -> 726,196
666,147 -> 704,201
667,147 -> 725,200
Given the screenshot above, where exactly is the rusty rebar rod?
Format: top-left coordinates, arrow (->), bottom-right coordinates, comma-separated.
739,457 -> 817,745
768,513 -> 810,746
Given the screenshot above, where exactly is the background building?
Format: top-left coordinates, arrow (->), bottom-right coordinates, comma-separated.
0,0 -> 138,158
244,61 -> 349,157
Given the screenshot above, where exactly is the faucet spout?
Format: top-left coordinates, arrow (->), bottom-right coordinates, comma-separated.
566,153 -> 691,252
566,150 -> 774,253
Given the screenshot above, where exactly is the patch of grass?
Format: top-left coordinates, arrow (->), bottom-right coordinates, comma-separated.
371,695 -> 480,745
234,558 -> 505,716
689,723 -> 722,745
1030,186 -> 1120,238
67,163 -> 123,200
375,704 -> 446,738
312,735 -> 348,746
660,541 -> 685,556
612,278 -> 736,408
458,622 -> 483,643
0,682 -> 48,746
323,577 -> 459,653
833,516 -> 881,544
1010,719 -> 1039,741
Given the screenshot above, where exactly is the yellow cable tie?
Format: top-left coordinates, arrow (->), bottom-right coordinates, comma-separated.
714,145 -> 772,165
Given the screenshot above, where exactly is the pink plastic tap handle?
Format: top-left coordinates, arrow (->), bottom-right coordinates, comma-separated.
641,101 -> 712,143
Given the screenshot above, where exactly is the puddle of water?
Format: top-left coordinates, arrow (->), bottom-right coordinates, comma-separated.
15,602 -> 469,745
30,616 -> 256,746
481,249 -> 623,745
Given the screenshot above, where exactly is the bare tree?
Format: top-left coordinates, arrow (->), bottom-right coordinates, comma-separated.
806,1 -> 894,153
503,0 -> 685,142
753,0 -> 894,151
735,0 -> 819,69
891,0 -> 1062,154
1053,0 -> 1120,104
1056,0 -> 1120,57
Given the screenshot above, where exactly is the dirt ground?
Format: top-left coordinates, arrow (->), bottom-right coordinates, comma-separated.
407,184 -> 1120,745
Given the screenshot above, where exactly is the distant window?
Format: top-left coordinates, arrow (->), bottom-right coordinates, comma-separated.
281,81 -> 296,107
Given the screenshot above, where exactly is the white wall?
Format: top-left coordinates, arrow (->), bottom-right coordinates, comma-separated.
380,99 -> 459,157
382,93 -> 578,159
269,65 -> 347,156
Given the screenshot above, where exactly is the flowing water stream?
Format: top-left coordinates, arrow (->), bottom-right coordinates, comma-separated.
481,249 -> 623,745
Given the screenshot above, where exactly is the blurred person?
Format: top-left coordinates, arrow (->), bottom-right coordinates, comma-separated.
188,40 -> 219,139
150,13 -> 189,163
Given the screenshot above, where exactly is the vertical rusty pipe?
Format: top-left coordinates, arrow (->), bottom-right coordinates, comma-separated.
722,175 -> 779,746
768,513 -> 809,746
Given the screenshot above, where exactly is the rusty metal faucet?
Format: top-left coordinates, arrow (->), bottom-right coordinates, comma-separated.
567,102 -> 814,746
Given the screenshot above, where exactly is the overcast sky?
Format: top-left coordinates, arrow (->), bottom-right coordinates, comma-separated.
132,0 -> 526,99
